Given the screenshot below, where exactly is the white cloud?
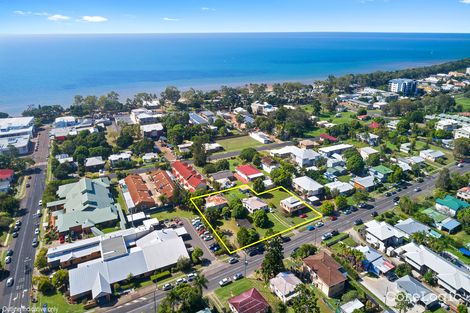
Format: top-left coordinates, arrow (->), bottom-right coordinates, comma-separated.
201,7 -> 216,11
163,17 -> 179,21
13,10 -> 31,15
48,14 -> 70,21
460,0 -> 470,4
81,15 -> 108,23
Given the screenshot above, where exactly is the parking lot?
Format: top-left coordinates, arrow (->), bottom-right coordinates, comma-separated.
181,218 -> 217,262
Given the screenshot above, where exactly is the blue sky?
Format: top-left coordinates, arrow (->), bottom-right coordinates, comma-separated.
1,0 -> 469,34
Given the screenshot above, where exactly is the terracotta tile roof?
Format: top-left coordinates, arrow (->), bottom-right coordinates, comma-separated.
320,133 -> 338,142
368,121 -> 381,129
0,169 -> 14,180
172,161 -> 194,180
124,174 -> 155,208
228,288 -> 269,313
187,174 -> 205,190
151,170 -> 175,200
171,161 -> 206,192
205,195 -> 228,208
303,251 -> 346,287
261,157 -> 276,166
236,164 -> 262,177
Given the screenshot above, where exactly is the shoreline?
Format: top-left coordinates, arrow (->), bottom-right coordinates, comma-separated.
0,58 -> 455,115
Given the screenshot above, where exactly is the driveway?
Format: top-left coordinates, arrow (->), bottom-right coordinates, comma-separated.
361,276 -> 425,313
181,218 -> 216,262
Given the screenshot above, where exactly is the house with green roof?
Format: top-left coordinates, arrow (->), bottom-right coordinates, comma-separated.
47,177 -> 120,234
435,195 -> 469,217
369,165 -> 393,182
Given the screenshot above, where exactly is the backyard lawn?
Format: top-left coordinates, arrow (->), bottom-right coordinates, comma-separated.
216,136 -> 263,153
33,292 -> 84,313
455,94 -> 470,112
150,207 -> 197,220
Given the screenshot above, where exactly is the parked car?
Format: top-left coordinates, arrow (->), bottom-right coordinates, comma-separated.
321,233 -> 332,241
386,272 -> 398,282
299,213 -> 307,218
344,210 -> 351,215
12,232 -> 18,238
330,215 -> 337,221
5,256 -> 12,264
32,238 -> 38,248
218,278 -> 231,287
38,200 -> 42,206
281,236 -> 291,243
354,219 -> 363,226
331,230 -> 339,236
187,273 -> 197,281
6,249 -> 13,256
350,206 -> 358,212
6,278 -> 14,287
315,222 -> 324,227
13,226 -> 20,232
162,283 -> 173,291
176,278 -> 187,285
385,192 -> 392,197
458,163 -> 464,168
416,177 -> 424,182
233,273 -> 243,281
228,257 -> 239,264
414,187 -> 421,192
307,225 -> 315,231
203,235 -> 213,241
26,183 -> 30,188
371,211 -> 378,217
15,220 -> 21,226
34,228 -> 40,235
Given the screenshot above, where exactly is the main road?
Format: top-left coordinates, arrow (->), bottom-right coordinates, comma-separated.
109,163 -> 470,313
0,128 -> 50,312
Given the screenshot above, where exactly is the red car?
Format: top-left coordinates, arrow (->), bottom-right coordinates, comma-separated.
299,214 -> 307,218
59,236 -> 65,244
198,229 -> 206,235
330,216 -> 337,221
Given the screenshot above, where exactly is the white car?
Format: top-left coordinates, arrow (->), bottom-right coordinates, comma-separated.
162,283 -> 173,291
5,256 -> 12,264
38,200 -> 42,206
176,278 -> 187,285
187,273 -> 197,281
203,235 -> 213,241
315,222 -> 324,227
6,278 -> 14,287
218,277 -> 231,287
34,228 -> 40,235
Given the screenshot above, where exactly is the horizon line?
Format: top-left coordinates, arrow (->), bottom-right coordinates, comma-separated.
1,30 -> 470,36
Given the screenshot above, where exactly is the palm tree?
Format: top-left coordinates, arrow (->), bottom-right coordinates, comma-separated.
194,274 -> 208,293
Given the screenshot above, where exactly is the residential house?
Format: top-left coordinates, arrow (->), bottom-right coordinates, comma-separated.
261,157 -> 279,173
420,149 -> 445,162
210,170 -> 235,188
249,132 -> 271,144
454,126 -> 470,139
292,176 -> 324,197
205,195 -> 228,210
324,181 -> 354,196
457,186 -> 470,201
124,174 -> 155,211
0,116 -> 35,138
280,196 -> 304,214
270,146 -> 321,167
142,152 -> 159,163
396,275 -> 439,310
347,99 -> 373,110
235,164 -> 264,183
422,208 -> 448,227
299,139 -> 317,149
438,217 -> 461,234
359,147 -> 379,160
109,151 -> 132,167
387,120 -> 400,130
355,245 -> 395,276
395,242 -> 470,304
189,112 -> 209,125
363,220 -> 406,252
356,133 -> 379,146
204,143 -> 223,153
319,133 -> 338,143
352,175 -> 377,192
400,143 -> 411,154
368,121 -> 381,130
369,165 -> 393,182
269,272 -> 302,303
199,110 -> 215,123
228,288 -> 270,313
0,169 -> 14,193
130,108 -> 159,124
47,178 -> 120,234
318,144 -> 353,157
435,195 -> 469,217
151,170 -> 175,201
55,154 -> 74,164
171,161 -> 207,192
251,101 -> 277,115
242,197 -> 268,214
303,251 -> 347,297
0,136 -> 31,155
140,123 -> 164,139
84,156 -> 105,172
436,119 -> 459,131
394,218 -> 431,238
340,299 -> 364,313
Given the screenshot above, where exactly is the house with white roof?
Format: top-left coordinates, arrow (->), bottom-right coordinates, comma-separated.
140,123 -> 164,139
420,149 -> 445,162
270,146 -> 321,167
269,272 -> 302,303
318,144 -> 353,157
395,242 -> 470,304
454,126 -> 470,139
249,132 -> 271,144
242,197 -> 268,214
359,147 -> 379,160
292,176 -> 324,197
340,299 -> 364,313
363,220 -> 406,252
0,116 -> 35,138
324,181 -> 354,196
436,119 -> 459,131
280,196 -> 304,214
109,151 -> 132,167
394,218 -> 431,238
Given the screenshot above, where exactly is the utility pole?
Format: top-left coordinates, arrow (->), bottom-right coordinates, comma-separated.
244,251 -> 248,277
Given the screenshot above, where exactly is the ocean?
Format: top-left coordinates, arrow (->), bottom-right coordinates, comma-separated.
1,32 -> 470,114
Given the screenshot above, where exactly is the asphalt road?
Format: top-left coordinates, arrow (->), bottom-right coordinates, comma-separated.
109,163 -> 470,313
0,128 -> 50,312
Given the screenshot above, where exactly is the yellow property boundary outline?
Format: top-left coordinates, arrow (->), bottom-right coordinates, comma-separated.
190,184 -> 323,254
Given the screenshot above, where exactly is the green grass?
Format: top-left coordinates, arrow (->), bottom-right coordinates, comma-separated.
216,136 -> 263,153
214,278 -> 282,309
114,185 -> 128,214
100,226 -> 120,234
33,292 -> 84,313
455,94 -> 470,112
150,207 -> 197,221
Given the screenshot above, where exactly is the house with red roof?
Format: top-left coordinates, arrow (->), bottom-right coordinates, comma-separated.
0,169 -> 14,193
357,115 -> 370,121
235,164 -> 264,184
228,288 -> 270,313
124,174 -> 155,211
171,161 -> 206,193
368,121 -> 381,129
319,133 -> 338,143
